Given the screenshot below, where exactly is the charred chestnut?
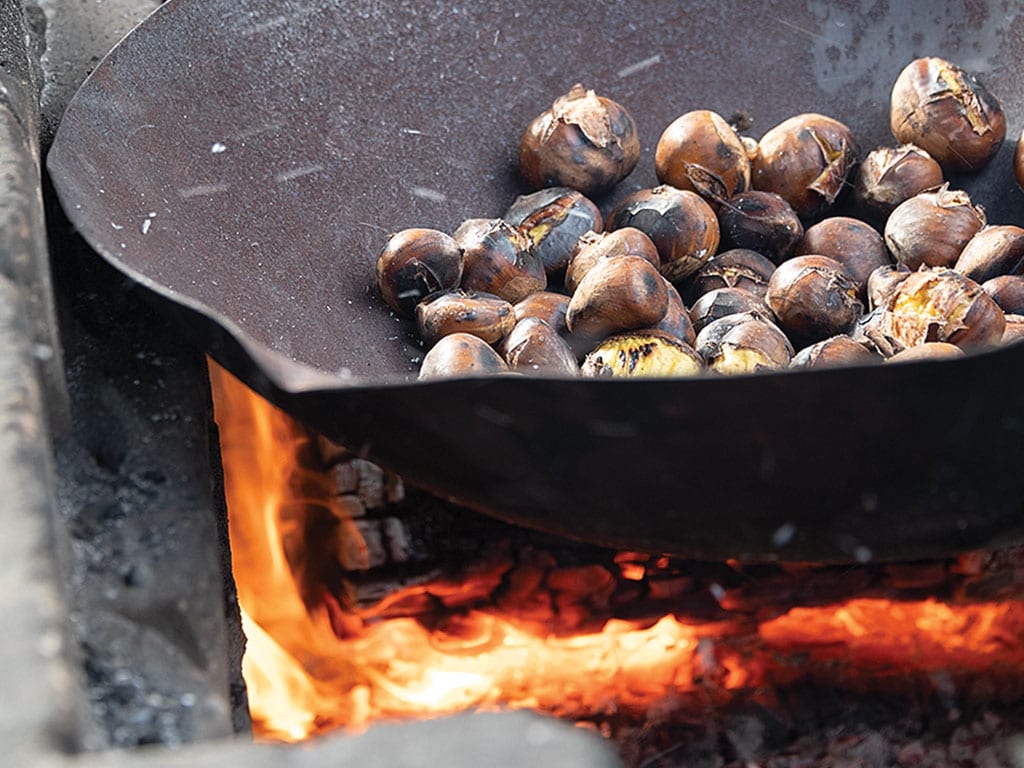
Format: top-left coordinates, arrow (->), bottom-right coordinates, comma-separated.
418,332 -> 509,380
695,312 -> 794,374
853,144 -> 944,219
500,318 -> 578,376
883,186 -> 986,270
687,248 -> 776,302
880,267 -> 1005,350
791,335 -> 880,369
454,218 -> 546,303
981,275 -> 1024,315
513,291 -> 571,337
519,84 -> 640,196
751,113 -> 858,218
890,57 -> 1006,173
415,290 -> 515,345
765,255 -> 863,344
954,225 -> 1024,284
566,255 -> 669,341
886,342 -> 965,363
564,228 -> 660,294
581,331 -> 704,378
795,217 -> 891,300
650,280 -> 696,346
717,190 -> 803,263
654,110 -> 751,204
504,187 -> 602,275
606,186 -> 720,281
689,287 -> 764,333
375,228 -> 463,317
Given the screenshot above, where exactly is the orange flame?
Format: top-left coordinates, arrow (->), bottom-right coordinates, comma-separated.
209,362 -> 1024,742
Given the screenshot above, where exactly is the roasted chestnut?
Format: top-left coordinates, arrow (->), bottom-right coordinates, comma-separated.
890,57 -> 1006,173
880,267 -> 1005,350
513,291 -> 571,337
717,190 -> 803,263
689,287 -> 764,333
565,255 -> 669,341
518,84 -> 640,195
1003,314 -> 1024,345
953,225 -> 1024,284
751,113 -> 857,218
981,275 -> 1024,315
883,186 -> 986,270
654,110 -> 751,204
503,187 -> 602,275
765,255 -> 863,344
454,218 -> 546,303
415,289 -> 515,345
418,332 -> 509,380
375,228 -> 463,317
650,280 -> 696,346
791,335 -> 880,369
849,306 -> 899,358
564,227 -> 660,294
695,312 -> 794,374
867,264 -> 912,311
795,217 -> 891,300
581,331 -> 704,378
852,144 -> 944,219
606,186 -> 720,281
686,248 -> 776,302
500,318 -> 578,376
885,342 -> 965,363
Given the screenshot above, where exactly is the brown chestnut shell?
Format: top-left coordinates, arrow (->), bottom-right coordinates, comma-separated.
504,187 -> 602,275
513,291 -> 571,337
455,218 -> 547,303
717,190 -> 803,263
982,275 -> 1024,315
689,287 -> 765,333
765,255 -> 864,344
375,228 -> 464,317
791,335 -> 880,369
654,110 -> 752,204
564,228 -> 661,294
953,225 -> 1024,284
687,248 -> 776,302
795,217 -> 891,301
852,144 -> 944,219
418,333 -> 509,380
415,290 -> 515,345
566,255 -> 670,341
500,317 -> 579,376
883,186 -> 986,270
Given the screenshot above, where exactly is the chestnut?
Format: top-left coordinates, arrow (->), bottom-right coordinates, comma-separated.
852,144 -> 944,219
850,306 -> 899,358
564,228 -> 660,294
981,275 -> 1024,315
513,291 -> 571,337
375,228 -> 463,317
954,225 -> 1024,284
795,217 -> 891,301
687,248 -> 776,302
581,330 -> 704,378
566,255 -> 669,341
454,218 -> 546,303
500,318 -> 578,376
518,84 -> 640,196
791,335 -> 880,369
890,57 -> 1006,173
765,255 -> 863,344
883,186 -> 986,270
606,186 -> 720,281
418,333 -> 509,380
503,187 -> 602,275
717,190 -> 803,263
695,312 -> 794,374
880,267 -> 1005,350
650,280 -> 696,346
885,343 -> 965,363
1002,314 -> 1024,346
867,264 -> 912,311
415,290 -> 515,345
689,287 -> 764,333
751,113 -> 857,219
654,110 -> 751,204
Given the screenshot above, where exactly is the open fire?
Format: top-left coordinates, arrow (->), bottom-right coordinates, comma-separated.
209,362 -> 1024,762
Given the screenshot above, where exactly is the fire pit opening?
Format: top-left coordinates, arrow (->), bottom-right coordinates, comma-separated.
209,361 -> 1024,767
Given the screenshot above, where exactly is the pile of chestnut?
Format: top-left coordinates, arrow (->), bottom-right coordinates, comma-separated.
375,58 -> 1024,380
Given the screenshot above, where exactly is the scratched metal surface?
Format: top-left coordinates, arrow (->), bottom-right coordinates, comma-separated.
47,0 -> 1024,560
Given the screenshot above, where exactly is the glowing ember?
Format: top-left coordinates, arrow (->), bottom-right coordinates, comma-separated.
209,362 -> 1024,743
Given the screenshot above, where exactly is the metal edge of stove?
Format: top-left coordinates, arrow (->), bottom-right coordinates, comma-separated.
0,1 -> 626,766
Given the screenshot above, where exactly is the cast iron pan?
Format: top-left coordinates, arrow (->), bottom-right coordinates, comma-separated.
48,0 -> 1024,562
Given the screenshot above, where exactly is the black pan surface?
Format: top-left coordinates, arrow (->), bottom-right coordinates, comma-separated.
48,0 -> 1024,561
